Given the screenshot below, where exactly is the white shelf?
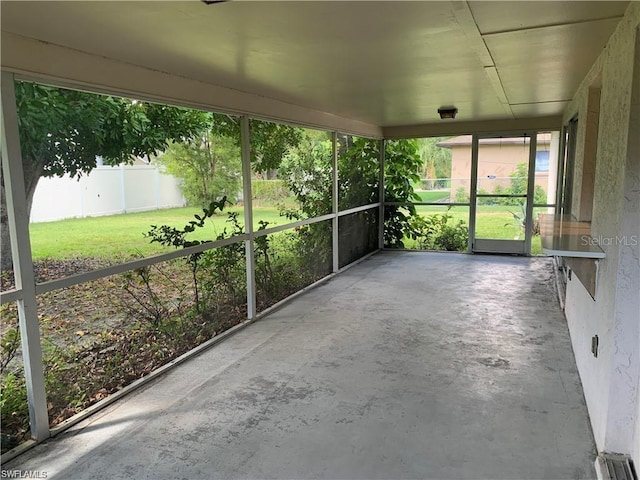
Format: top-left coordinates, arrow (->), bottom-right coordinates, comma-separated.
539,214 -> 605,259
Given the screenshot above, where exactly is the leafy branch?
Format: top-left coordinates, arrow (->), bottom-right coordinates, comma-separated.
146,197 -> 229,311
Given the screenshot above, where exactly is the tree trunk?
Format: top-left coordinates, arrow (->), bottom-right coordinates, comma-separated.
1,156 -> 45,273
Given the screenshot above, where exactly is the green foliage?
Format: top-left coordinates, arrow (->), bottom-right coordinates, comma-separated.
159,132 -> 241,207
338,136 -> 380,210
146,198 -> 228,249
454,187 -> 470,203
252,179 -> 290,203
281,133 -> 333,218
509,162 -> 529,197
209,115 -> 304,173
250,121 -> 304,173
477,188 -> 495,205
141,198 -> 249,322
253,223 -> 332,310
120,265 -> 182,328
3,81 -> 212,270
384,139 -> 422,248
532,185 -> 547,206
0,371 -> 28,451
505,163 -> 547,205
146,198 -> 229,311
0,322 -> 20,374
417,137 -> 452,181
15,81 -> 210,179
475,163 -> 548,206
408,212 -> 468,251
199,212 -> 247,308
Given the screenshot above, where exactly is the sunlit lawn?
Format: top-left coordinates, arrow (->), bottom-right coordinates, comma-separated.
29,205 -> 285,261
29,203 -> 547,261
412,204 -> 546,254
414,190 -> 450,203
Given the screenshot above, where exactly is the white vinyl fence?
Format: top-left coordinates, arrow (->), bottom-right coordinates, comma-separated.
30,164 -> 185,223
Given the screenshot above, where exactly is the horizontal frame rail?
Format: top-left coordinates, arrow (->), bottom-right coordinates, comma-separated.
475,194 -> 527,198
337,203 -> 381,217
384,202 -> 470,207
3,205 -> 382,302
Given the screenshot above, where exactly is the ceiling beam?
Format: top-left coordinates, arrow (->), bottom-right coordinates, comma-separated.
383,116 -> 563,139
480,15 -> 626,37
0,32 -> 383,138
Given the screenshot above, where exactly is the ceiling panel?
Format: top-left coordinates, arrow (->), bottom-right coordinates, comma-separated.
470,1 -> 628,34
0,1 -> 628,128
510,101 -> 570,118
484,18 -> 622,105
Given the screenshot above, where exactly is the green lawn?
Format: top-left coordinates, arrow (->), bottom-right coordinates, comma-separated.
412,204 -> 545,254
29,206 -> 285,261
28,204 -> 546,262
414,190 -> 450,203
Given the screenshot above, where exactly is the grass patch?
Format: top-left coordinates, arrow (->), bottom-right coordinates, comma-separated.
28,204 -> 546,263
29,206 -> 285,261
414,190 -> 450,203
412,205 -> 544,254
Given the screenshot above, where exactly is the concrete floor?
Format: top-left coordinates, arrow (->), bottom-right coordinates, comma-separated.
4,252 -> 596,479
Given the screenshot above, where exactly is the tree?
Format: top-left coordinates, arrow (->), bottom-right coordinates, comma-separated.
158,131 -> 242,207
279,130 -> 333,218
209,115 -> 303,175
384,139 -> 423,247
506,162 -> 547,205
337,135 -> 380,210
1,82 -> 210,270
416,137 -> 452,188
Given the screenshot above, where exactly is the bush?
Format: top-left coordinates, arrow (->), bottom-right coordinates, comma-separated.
384,139 -> 422,248
454,187 -> 469,203
408,212 -> 468,251
477,188 -> 495,205
0,371 -> 29,451
252,179 -> 290,204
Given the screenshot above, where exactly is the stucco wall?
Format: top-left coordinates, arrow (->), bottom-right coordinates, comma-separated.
625,25 -> 640,465
562,3 -> 640,461
449,144 -> 549,197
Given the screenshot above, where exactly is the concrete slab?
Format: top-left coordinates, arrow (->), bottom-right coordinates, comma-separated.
3,252 -> 596,479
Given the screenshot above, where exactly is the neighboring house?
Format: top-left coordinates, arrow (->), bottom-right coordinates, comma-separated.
437,133 -> 554,202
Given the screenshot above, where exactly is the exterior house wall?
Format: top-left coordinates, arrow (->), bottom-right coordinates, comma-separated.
562,3 -> 640,462
448,143 -> 549,197
624,25 -> 640,465
30,164 -> 185,223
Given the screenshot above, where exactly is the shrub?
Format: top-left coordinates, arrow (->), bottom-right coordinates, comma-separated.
0,371 -> 29,451
454,187 -> 469,203
384,139 -> 423,248
408,212 -> 468,251
252,179 -> 291,204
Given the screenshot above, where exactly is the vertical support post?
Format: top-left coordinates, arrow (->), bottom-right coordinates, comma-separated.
547,131 -> 561,212
0,72 -> 50,441
332,132 -> 339,273
240,116 -> 256,319
468,135 -> 479,252
378,139 -> 386,249
555,126 -> 567,212
524,132 -> 537,255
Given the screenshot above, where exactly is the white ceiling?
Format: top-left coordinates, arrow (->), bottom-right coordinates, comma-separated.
0,1 -> 629,129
